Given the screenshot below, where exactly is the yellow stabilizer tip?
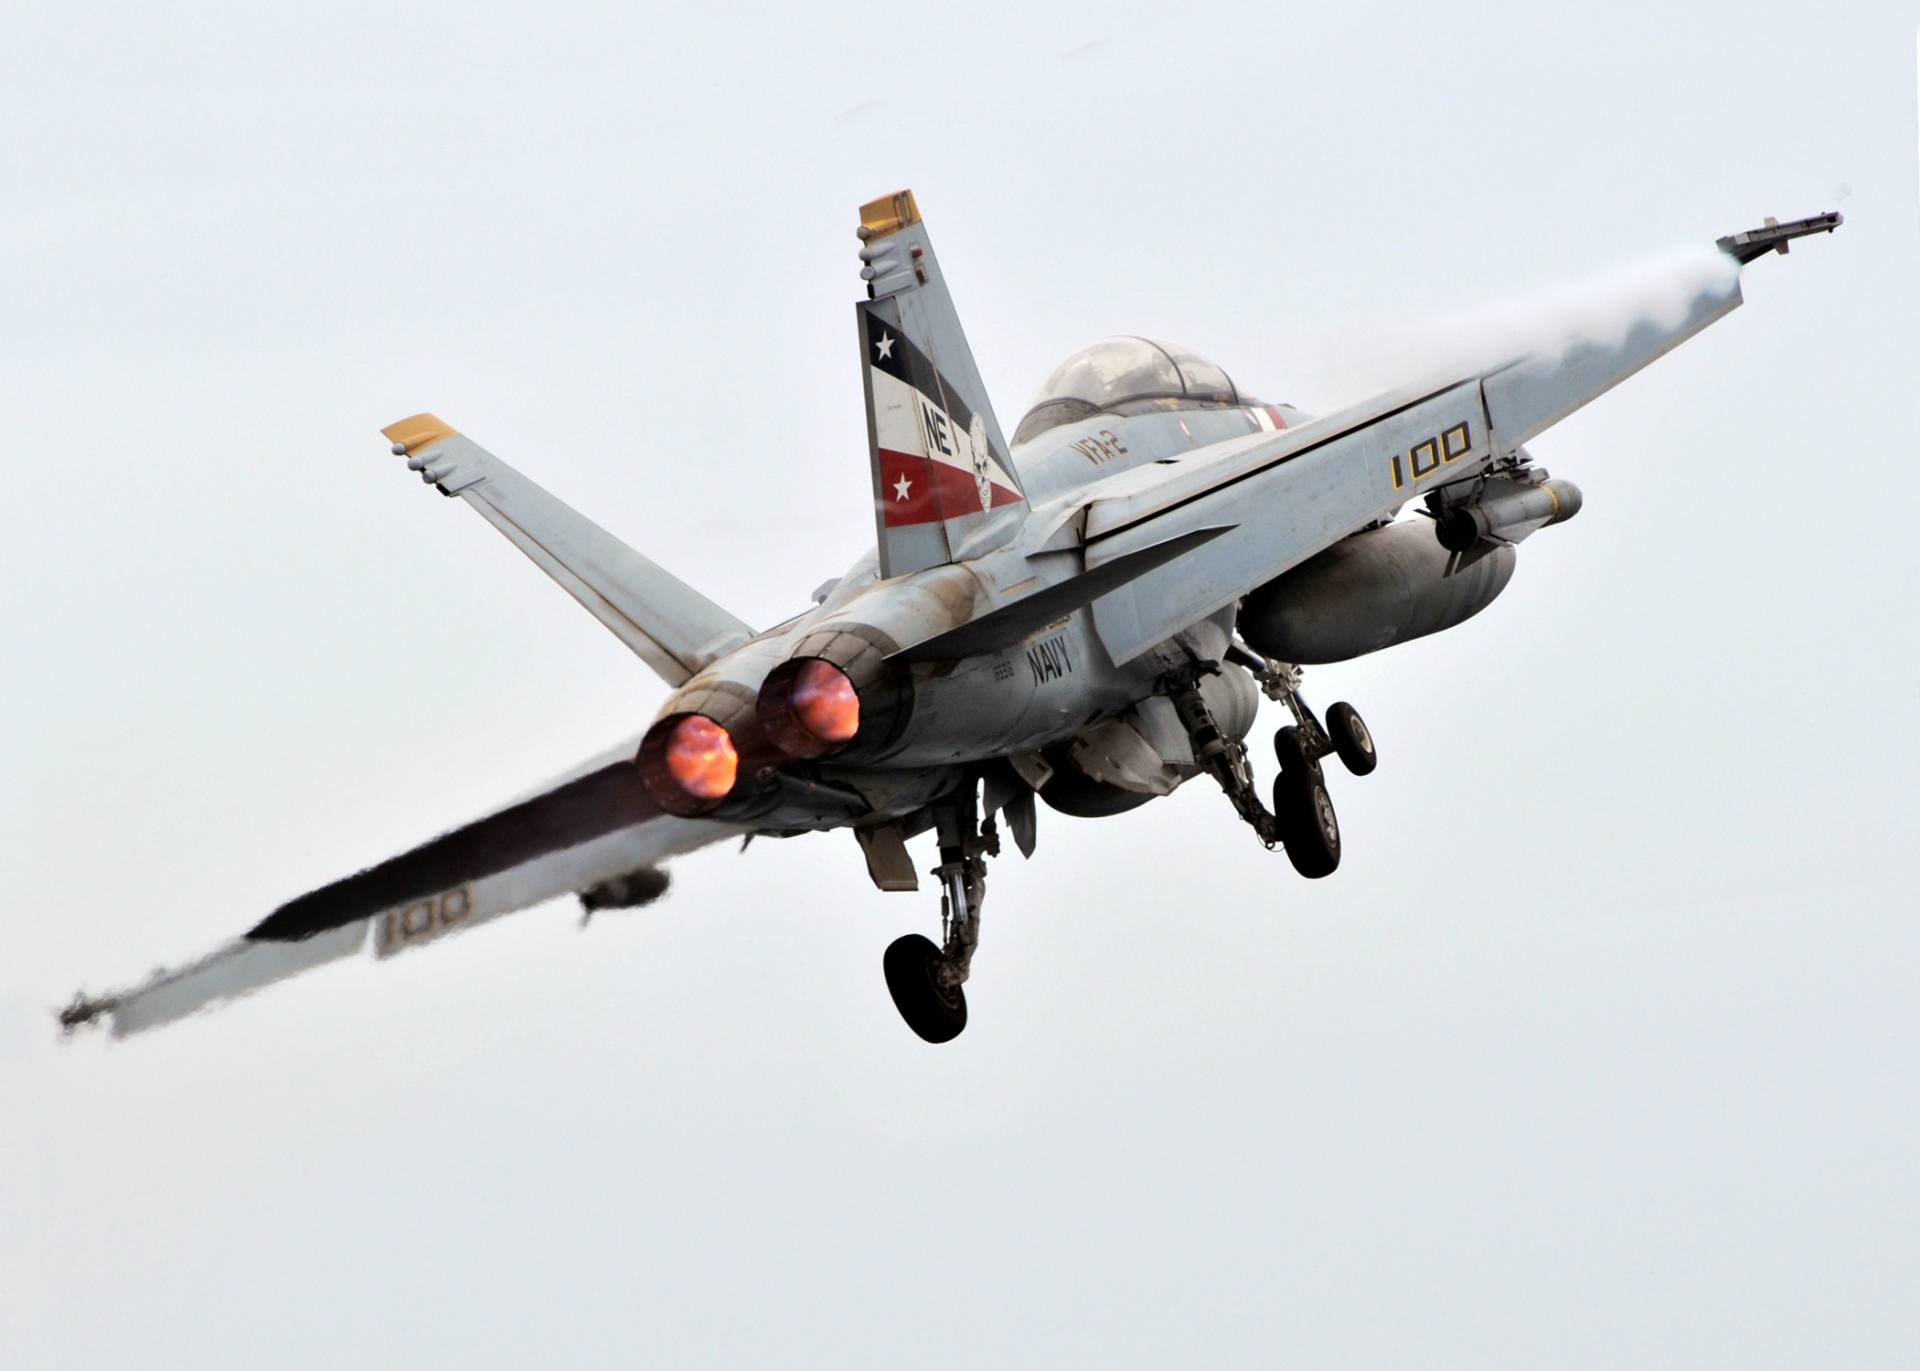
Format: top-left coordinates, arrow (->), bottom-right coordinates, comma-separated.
859,189 -> 920,239
381,413 -> 459,455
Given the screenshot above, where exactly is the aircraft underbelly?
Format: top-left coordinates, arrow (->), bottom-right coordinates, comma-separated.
879,611 -> 1146,765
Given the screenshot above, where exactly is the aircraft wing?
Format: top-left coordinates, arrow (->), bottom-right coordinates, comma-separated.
1082,240 -> 1755,664
382,414 -> 754,687
61,740 -> 744,1038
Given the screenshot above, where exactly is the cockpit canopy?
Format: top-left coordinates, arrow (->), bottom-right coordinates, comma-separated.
1013,336 -> 1240,446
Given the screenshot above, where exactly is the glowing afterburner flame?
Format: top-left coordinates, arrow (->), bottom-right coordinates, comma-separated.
665,716 -> 737,799
790,659 -> 860,743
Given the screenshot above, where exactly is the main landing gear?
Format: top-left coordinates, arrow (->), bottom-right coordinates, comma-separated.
1179,655 -> 1378,880
884,788 -> 996,1043
881,661 -> 1374,1041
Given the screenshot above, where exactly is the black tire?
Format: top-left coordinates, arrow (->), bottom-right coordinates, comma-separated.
1267,773 -> 1306,851
883,934 -> 968,1043
1273,724 -> 1322,781
1325,702 -> 1378,776
1272,770 -> 1341,879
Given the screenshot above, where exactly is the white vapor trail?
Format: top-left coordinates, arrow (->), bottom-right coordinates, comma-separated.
1306,242 -> 1741,403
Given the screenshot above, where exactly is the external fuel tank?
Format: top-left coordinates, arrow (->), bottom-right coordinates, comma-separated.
1237,520 -> 1516,665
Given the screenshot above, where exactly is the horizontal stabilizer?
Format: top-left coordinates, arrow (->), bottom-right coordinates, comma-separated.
384,416 -> 753,686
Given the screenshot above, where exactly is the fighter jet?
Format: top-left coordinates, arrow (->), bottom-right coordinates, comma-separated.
59,194 -> 1840,1043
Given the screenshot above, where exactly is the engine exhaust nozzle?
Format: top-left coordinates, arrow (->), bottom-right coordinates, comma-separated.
638,713 -> 740,815
756,658 -> 862,759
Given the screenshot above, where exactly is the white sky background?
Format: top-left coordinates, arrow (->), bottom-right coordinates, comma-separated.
2,1 -> 1915,1365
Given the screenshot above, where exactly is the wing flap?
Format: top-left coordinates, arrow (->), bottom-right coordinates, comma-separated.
247,756 -> 662,942
63,746 -> 742,1038
366,812 -> 736,958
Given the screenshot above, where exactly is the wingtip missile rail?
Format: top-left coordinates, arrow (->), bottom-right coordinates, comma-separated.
1717,211 -> 1842,264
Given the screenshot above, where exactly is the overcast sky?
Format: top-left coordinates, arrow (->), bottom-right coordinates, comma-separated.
3,2 -> 1916,1366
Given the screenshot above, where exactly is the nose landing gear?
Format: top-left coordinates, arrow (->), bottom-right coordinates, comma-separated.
883,932 -> 968,1043
883,791 -> 994,1043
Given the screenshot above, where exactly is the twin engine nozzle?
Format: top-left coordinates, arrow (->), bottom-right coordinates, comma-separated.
635,563 -> 970,814
637,658 -> 863,816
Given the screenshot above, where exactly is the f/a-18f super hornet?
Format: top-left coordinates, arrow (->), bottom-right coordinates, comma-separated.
62,195 -> 1839,1042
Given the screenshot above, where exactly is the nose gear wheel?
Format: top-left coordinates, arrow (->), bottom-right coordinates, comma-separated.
884,933 -> 968,1043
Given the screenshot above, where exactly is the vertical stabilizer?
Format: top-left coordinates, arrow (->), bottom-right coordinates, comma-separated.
856,190 -> 1025,579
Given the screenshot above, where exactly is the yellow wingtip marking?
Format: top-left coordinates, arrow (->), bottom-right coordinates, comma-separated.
381,413 -> 459,454
859,189 -> 921,237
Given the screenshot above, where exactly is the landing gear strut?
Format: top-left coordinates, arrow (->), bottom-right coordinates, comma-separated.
1165,665 -> 1281,847
884,788 -> 996,1043
1177,653 -> 1380,879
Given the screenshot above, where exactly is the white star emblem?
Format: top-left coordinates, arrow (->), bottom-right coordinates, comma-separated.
893,474 -> 912,501
875,332 -> 895,361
